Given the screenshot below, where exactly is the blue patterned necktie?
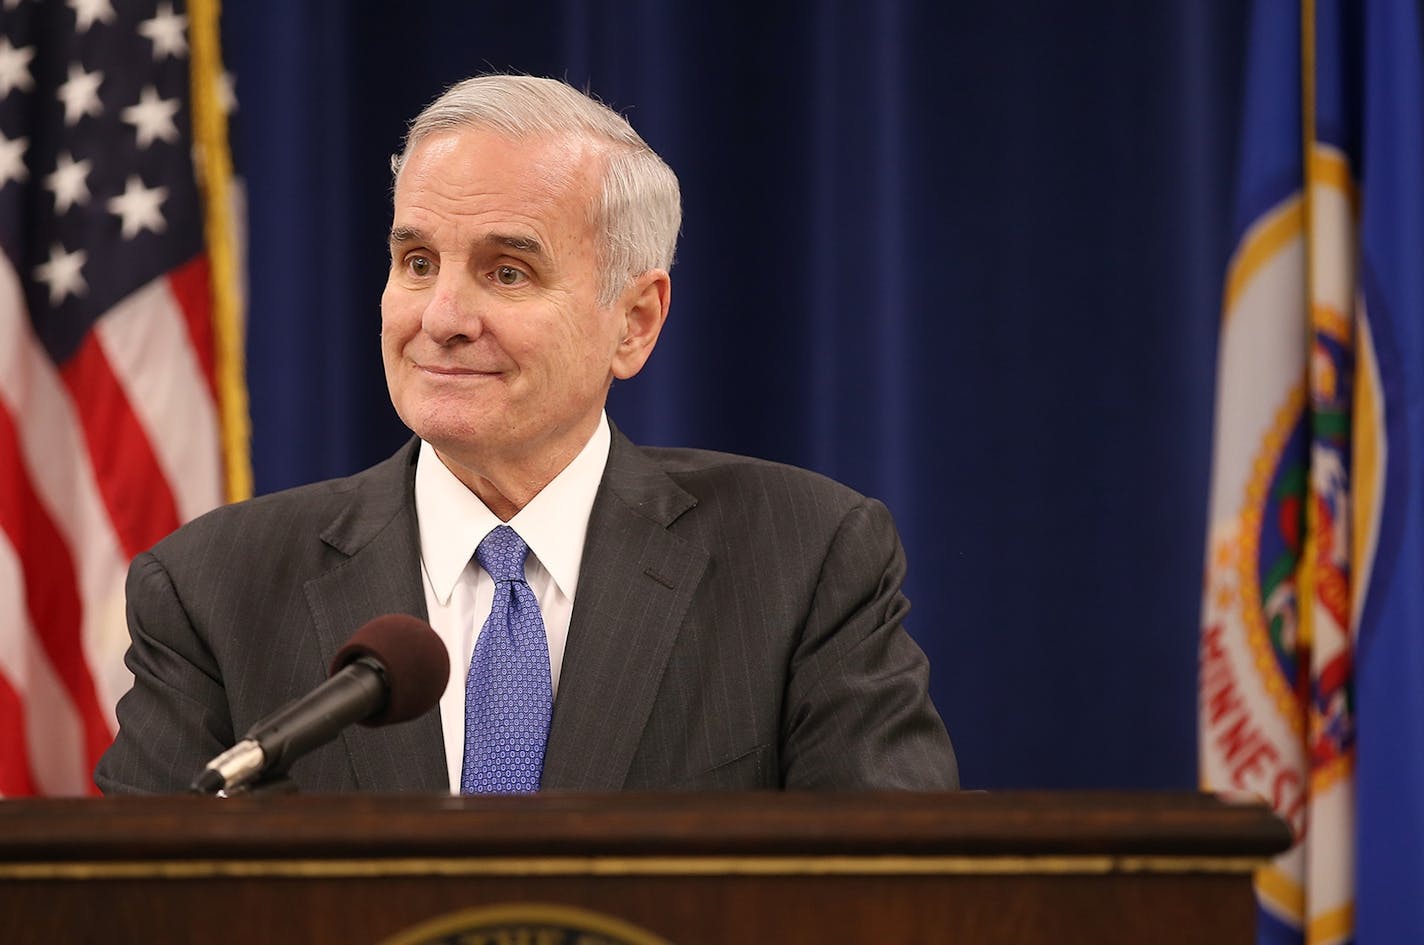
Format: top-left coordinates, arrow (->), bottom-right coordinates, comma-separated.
460,525 -> 552,793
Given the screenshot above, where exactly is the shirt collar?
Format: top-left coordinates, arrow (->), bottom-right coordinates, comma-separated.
414,413 -> 611,605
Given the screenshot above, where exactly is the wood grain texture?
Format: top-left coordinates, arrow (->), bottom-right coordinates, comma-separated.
0,792 -> 1289,945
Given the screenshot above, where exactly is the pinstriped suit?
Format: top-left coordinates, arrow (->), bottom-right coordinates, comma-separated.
95,427 -> 958,793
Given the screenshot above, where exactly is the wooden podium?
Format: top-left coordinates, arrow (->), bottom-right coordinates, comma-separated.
0,791 -> 1289,944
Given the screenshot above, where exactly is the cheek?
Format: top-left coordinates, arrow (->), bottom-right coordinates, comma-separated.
562,316 -> 617,374
380,290 -> 417,354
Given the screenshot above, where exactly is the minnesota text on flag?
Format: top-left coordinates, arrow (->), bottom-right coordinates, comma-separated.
1202,0 -> 1424,943
0,0 -> 245,796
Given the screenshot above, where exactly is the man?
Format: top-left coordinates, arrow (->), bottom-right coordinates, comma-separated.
95,76 -> 957,794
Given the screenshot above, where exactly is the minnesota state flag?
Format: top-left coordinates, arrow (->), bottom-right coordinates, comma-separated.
1200,1 -> 1424,943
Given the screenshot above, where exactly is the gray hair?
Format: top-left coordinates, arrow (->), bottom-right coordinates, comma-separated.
392,75 -> 682,306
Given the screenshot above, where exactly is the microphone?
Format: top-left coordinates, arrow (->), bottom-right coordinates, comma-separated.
191,614 -> 449,794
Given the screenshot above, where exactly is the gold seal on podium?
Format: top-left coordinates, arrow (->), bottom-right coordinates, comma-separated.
378,902 -> 674,945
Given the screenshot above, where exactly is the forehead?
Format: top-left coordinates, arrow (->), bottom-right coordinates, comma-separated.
392,127 -> 599,230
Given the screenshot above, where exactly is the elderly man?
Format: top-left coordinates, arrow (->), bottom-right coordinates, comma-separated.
96,76 -> 957,794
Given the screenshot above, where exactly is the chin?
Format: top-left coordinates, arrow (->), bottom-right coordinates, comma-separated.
407,414 -> 476,447
397,385 -> 491,433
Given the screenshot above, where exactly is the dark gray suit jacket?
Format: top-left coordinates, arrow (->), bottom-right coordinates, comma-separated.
95,429 -> 957,793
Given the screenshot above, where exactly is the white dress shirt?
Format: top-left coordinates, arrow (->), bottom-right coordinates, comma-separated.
414,414 -> 611,793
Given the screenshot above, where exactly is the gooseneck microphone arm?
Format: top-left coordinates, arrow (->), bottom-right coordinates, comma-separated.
190,657 -> 389,794
190,615 -> 450,795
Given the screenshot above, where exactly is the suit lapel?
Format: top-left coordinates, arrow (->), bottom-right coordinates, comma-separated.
303,440 -> 448,792
542,428 -> 707,790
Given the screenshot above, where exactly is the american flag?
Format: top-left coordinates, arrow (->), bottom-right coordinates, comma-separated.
0,0 -> 245,796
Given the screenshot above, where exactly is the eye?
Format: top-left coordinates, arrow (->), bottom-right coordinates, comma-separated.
405,254 -> 433,277
494,265 -> 526,286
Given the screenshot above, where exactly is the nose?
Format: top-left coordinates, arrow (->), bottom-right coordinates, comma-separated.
420,269 -> 484,346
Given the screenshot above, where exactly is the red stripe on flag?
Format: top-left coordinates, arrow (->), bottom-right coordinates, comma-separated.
60,333 -> 181,560
166,254 -> 218,401
0,668 -> 37,797
0,405 -> 109,791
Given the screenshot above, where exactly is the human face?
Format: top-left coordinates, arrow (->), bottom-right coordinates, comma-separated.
382,128 -> 627,490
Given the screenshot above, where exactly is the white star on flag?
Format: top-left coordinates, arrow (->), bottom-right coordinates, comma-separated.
56,64 -> 104,126
0,132 -> 27,188
0,37 -> 35,98
34,242 -> 88,304
3,0 -> 245,803
44,152 -> 92,213
138,2 -> 188,60
67,0 -> 116,32
121,85 -> 180,149
106,175 -> 168,238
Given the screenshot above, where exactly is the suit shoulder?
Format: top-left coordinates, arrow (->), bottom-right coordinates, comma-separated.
637,444 -> 877,516
145,445 -> 412,562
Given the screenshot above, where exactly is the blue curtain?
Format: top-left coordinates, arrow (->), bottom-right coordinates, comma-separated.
225,2 -> 1249,789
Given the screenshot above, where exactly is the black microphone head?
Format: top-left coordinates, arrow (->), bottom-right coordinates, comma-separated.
330,615 -> 449,726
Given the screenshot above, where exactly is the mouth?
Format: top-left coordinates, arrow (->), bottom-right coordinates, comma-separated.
414,363 -> 503,378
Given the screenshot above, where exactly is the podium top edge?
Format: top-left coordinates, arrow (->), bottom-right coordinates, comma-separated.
0,791 -> 1292,863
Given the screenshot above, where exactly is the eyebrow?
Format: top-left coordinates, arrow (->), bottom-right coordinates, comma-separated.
488,233 -> 545,257
387,225 -> 427,246
386,227 -> 546,260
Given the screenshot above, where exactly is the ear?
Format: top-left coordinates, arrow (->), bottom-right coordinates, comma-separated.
610,269 -> 671,380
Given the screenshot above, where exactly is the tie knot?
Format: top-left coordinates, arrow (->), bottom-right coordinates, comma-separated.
475,525 -> 530,584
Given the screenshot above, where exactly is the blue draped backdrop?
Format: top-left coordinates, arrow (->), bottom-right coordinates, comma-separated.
224,2 -> 1249,789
